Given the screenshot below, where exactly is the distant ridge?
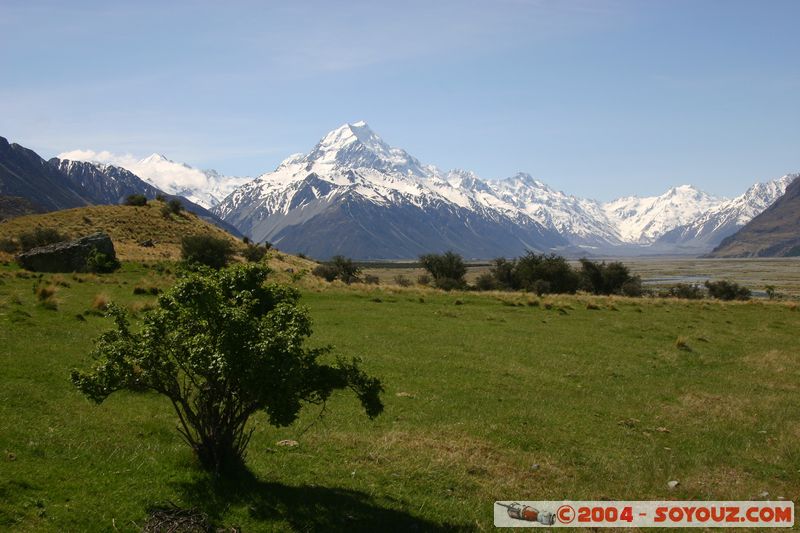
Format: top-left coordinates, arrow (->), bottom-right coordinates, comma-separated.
709,175 -> 800,257
0,136 -> 241,237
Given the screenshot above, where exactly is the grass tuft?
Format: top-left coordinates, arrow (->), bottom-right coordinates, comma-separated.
675,336 -> 692,352
92,293 -> 110,311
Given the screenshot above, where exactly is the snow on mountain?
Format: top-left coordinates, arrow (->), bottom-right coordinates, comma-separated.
213,121 -> 794,257
55,123 -> 795,257
56,149 -> 251,208
602,185 -> 724,244
656,174 -> 795,248
488,174 -> 620,246
212,122 -> 566,258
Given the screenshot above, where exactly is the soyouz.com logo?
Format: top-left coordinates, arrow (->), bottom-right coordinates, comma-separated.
494,501 -> 795,528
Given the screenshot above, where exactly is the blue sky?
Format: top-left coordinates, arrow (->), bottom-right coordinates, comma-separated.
1,0 -> 798,200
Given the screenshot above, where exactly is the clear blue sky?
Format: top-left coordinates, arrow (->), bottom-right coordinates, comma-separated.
1,0 -> 798,200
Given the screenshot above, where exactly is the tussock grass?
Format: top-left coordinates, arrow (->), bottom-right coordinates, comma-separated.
35,285 -> 57,302
91,293 -> 110,311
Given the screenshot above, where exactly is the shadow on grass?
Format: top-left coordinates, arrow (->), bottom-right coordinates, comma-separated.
174,464 -> 472,532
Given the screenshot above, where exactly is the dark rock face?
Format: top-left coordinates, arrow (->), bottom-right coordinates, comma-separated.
16,232 -> 117,272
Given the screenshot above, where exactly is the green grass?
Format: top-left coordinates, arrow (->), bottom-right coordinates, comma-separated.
1,264 -> 799,531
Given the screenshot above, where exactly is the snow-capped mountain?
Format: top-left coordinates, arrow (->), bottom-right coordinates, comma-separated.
488,174 -> 621,247
57,150 -> 251,209
213,122 -> 567,258
212,121 -> 793,258
657,175 -> 795,249
601,185 -> 724,244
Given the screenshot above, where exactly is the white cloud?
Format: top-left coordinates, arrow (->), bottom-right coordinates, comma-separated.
56,148 -> 246,208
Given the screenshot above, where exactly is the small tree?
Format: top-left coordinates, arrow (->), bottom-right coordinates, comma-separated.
579,259 -> 635,295
765,285 -> 776,300
419,251 -> 467,290
242,244 -> 268,263
181,235 -> 234,269
125,194 -> 148,206
162,198 -> 183,217
71,264 -> 383,472
312,256 -> 361,284
490,257 -> 515,290
514,252 -> 580,294
705,280 -> 751,301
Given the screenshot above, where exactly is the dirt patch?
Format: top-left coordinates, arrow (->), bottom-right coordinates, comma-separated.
743,349 -> 798,374
664,392 -> 756,423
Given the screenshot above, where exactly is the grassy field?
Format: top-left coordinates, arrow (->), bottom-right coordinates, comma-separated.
1,262 -> 799,531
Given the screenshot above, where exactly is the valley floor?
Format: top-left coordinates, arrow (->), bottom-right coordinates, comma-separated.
361,257 -> 800,297
0,261 -> 798,530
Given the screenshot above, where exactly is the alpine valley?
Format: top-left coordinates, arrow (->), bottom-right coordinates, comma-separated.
6,122 -> 797,259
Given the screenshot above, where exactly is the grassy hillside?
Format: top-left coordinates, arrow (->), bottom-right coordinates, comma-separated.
1,263 -> 798,530
0,202 -> 316,275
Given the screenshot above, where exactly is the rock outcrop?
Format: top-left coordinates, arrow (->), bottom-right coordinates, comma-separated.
16,232 -> 117,272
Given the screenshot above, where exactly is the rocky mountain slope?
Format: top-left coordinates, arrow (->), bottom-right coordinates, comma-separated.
709,175 -> 800,257
0,136 -> 240,236
57,150 -> 251,208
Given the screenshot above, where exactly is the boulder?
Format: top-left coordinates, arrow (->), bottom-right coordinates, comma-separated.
16,232 -> 117,272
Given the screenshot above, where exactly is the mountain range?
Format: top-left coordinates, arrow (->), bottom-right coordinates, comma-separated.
4,123 -> 796,259
0,136 -> 241,236
210,121 -> 794,258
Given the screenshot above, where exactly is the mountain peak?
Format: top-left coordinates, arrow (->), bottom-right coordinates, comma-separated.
140,153 -> 169,164
302,121 -> 426,177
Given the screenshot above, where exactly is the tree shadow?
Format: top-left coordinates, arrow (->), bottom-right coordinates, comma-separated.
174,464 -> 473,532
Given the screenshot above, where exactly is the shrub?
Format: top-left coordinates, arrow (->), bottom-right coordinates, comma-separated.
312,256 -> 361,284
531,279 -> 551,296
363,274 -> 380,285
419,252 -> 467,289
133,286 -> 161,296
393,274 -> 412,287
0,238 -> 17,253
490,257 -> 515,289
621,276 -> 644,297
312,264 -> 338,282
161,198 -> 183,217
86,249 -> 120,273
473,272 -> 496,291
124,194 -> 148,206
416,274 -> 431,286
513,253 -> 580,294
242,244 -> 268,263
579,259 -> 637,295
181,235 -> 234,269
662,283 -> 704,299
18,228 -> 66,251
434,277 -> 465,291
765,285 -> 776,300
71,264 -> 383,472
705,280 -> 751,301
